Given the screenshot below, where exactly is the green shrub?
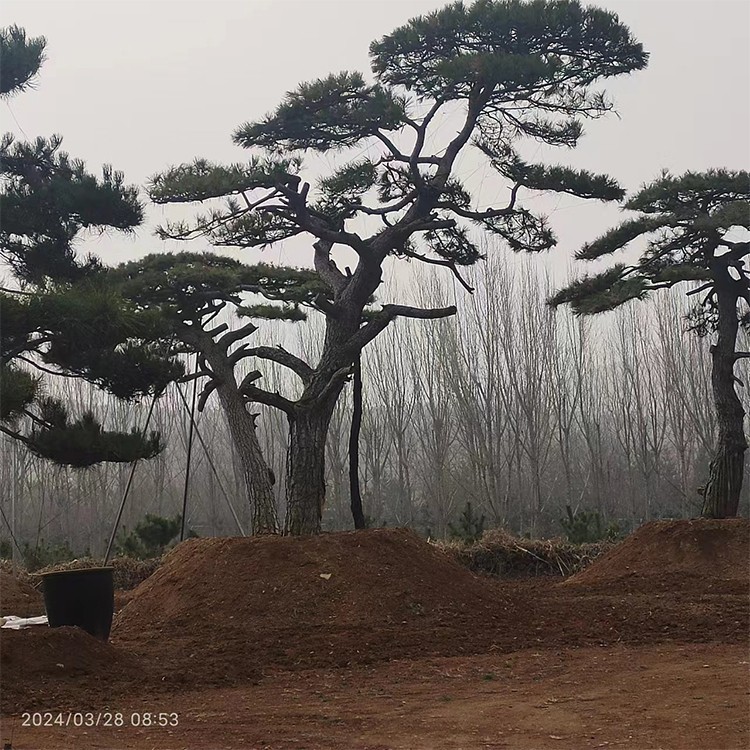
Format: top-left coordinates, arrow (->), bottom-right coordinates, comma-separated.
22,539 -> 80,571
560,505 -> 621,544
115,513 -> 195,559
449,502 -> 486,544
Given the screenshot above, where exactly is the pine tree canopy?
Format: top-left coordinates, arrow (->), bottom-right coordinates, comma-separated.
150,0 -> 646,286
233,72 -> 408,152
0,25 -> 180,466
109,252 -> 331,325
1,134 -> 143,284
0,364 -> 39,421
2,280 -> 180,395
369,0 -> 646,102
0,25 -> 46,98
26,400 -> 163,468
551,170 -> 749,522
550,170 -> 750,317
103,252 -> 341,414
0,276 -> 182,463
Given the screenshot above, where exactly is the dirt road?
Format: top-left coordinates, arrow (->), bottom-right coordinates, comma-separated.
3,642 -> 747,750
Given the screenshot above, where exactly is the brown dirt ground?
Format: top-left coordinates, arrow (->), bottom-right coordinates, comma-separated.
564,518 -> 750,590
1,521 -> 748,749
0,570 -> 44,618
2,643 -> 747,750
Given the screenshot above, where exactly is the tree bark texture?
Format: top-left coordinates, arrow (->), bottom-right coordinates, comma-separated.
701,269 -> 747,518
285,405 -> 337,535
284,262 -> 381,533
215,381 -> 278,534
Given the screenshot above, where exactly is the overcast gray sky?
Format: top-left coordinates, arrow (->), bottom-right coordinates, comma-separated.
3,0 -> 750,276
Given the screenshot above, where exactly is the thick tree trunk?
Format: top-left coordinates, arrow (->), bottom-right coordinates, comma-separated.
283,257 -> 387,534
349,355 -> 366,529
701,272 -> 747,518
285,406 -> 336,535
187,329 -> 279,535
217,385 -> 278,534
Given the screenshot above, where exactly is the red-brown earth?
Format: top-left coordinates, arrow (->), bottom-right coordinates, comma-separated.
1,520 -> 748,749
0,570 -> 44,618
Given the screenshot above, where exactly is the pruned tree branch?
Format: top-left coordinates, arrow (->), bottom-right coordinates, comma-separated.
227,343 -> 258,367
240,380 -> 296,414
346,303 -> 457,356
217,322 -> 259,351
205,322 -> 229,338
313,239 -> 348,294
196,379 -> 217,412
244,346 -> 314,382
311,365 -> 355,407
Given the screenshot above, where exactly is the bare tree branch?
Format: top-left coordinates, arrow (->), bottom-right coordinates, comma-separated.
196,379 -> 217,412
217,322 -> 259,351
686,282 -> 714,297
346,303 -> 458,356
436,182 -> 521,220
373,130 -> 405,160
15,355 -> 88,380
238,370 -> 263,391
312,365 -> 355,406
312,292 -> 340,318
0,423 -> 34,447
350,191 -> 418,217
227,343 -> 259,367
400,248 -> 475,293
244,346 -> 314,382
205,322 -> 229,338
274,178 -> 369,254
240,380 -> 296,414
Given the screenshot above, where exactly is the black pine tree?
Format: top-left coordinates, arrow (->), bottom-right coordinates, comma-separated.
1,26 -> 181,466
551,169 -> 750,518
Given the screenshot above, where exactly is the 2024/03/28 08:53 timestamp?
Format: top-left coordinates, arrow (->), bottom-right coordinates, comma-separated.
21,711 -> 180,728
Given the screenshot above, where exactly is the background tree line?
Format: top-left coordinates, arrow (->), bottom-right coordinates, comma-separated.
2,4 -> 747,550
4,251 -> 747,557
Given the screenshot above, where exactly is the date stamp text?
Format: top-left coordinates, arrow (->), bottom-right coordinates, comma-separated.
21,711 -> 179,728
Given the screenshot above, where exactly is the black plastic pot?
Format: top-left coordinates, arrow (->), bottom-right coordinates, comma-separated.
41,567 -> 114,641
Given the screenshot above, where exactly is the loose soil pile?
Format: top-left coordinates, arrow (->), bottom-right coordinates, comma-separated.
564,518 -> 750,592
2,522 -> 747,715
112,524 -> 748,687
113,528 -> 508,682
0,569 -> 44,617
0,626 -> 141,713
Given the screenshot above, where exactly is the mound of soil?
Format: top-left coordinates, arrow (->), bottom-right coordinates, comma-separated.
3,525 -> 747,713
113,529 -> 508,682
0,626 -> 143,713
0,569 -> 44,617
564,518 -> 750,591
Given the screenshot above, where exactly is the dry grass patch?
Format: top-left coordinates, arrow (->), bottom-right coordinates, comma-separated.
437,529 -> 613,578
